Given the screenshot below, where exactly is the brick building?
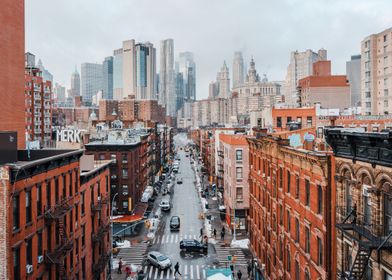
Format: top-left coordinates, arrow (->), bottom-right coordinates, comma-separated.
219,134 -> 250,231
0,0 -> 26,148
298,61 -> 350,110
53,106 -> 98,129
99,99 -> 119,122
1,150 -> 111,280
325,129 -> 392,279
247,133 -> 336,280
25,57 -> 53,147
272,107 -> 316,132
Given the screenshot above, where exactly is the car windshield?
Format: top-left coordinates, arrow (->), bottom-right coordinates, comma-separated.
157,255 -> 168,261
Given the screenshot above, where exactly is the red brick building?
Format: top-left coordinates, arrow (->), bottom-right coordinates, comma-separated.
2,150 -> 111,280
272,107 -> 316,132
247,134 -> 336,280
0,0 -> 26,148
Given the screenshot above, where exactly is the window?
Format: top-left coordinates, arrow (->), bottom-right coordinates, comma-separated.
287,171 -> 291,193
296,176 -> 300,199
287,116 -> 292,124
26,238 -> 32,266
385,89 -> 389,97
279,204 -> 283,225
295,218 -> 300,243
287,210 -> 291,232
307,116 -> 312,126
12,194 -> 20,231
279,167 -> 283,189
236,167 -> 243,179
81,224 -> 85,246
385,193 -> 392,235
26,190 -> 32,223
111,154 -> 116,163
305,179 -> 310,206
305,227 -> 310,254
37,184 -> 42,216
55,177 -> 59,203
82,257 -> 86,280
286,247 -> 291,272
99,153 -> 105,160
123,200 -> 128,210
62,174 -> 66,198
13,247 -> 20,280
344,178 -> 352,211
236,150 -> 243,161
277,117 -> 282,128
81,192 -> 85,215
384,34 -> 388,42
38,231 -> 43,257
122,185 -> 128,195
295,260 -> 300,280
305,270 -> 311,280
236,188 -> 243,200
317,185 -> 323,214
122,169 -> 128,179
317,237 -> 323,266
122,153 -> 128,163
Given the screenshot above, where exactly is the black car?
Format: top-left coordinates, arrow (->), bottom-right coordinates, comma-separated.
179,239 -> 207,253
170,216 -> 180,231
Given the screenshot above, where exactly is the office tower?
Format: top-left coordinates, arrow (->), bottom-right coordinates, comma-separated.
178,52 -> 196,101
36,58 -> 53,83
208,81 -> 219,99
346,55 -> 361,107
54,83 -> 66,105
102,56 -> 114,99
283,48 -> 327,107
70,67 -> 81,97
217,61 -> 230,99
232,51 -> 244,88
361,27 -> 392,115
160,39 -> 176,116
176,72 -> 184,110
81,62 -> 103,105
0,0 -> 25,148
121,40 -> 156,100
113,48 -> 123,100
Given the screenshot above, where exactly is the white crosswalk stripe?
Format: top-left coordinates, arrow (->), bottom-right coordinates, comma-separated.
143,264 -> 211,279
114,242 -> 148,266
151,233 -> 201,245
214,246 -> 249,267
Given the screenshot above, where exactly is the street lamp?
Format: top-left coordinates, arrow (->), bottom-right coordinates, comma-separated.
110,193 -> 118,278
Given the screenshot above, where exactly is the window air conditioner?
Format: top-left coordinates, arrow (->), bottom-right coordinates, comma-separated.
26,264 -> 33,274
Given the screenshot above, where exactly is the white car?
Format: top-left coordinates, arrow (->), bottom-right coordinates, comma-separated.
147,251 -> 172,270
159,200 -> 171,211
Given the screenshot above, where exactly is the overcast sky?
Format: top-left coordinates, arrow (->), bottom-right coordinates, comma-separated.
26,0 -> 392,100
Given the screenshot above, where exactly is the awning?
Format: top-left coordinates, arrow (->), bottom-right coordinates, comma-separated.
111,203 -> 148,224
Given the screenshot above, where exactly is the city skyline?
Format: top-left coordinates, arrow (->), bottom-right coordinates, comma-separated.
26,0 -> 392,99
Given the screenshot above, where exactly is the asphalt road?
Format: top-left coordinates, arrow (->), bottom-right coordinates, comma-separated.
144,133 -> 215,280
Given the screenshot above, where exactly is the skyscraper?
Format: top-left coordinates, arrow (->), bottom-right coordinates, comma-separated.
70,67 -> 81,97
54,82 -> 66,105
176,72 -> 184,110
159,39 -> 176,116
81,62 -> 103,105
113,48 -> 123,100
217,61 -> 230,99
361,27 -> 392,115
346,55 -> 361,107
121,40 -> 156,100
283,48 -> 327,107
232,51 -> 244,88
102,56 -> 114,99
178,52 -> 196,101
36,58 -> 53,83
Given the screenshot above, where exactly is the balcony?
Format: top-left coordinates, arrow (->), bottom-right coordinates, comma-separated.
93,252 -> 111,276
45,236 -> 74,265
92,222 -> 110,243
91,194 -> 109,213
44,199 -> 72,223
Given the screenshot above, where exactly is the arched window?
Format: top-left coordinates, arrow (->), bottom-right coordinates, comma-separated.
305,269 -> 311,280
286,246 -> 291,272
295,259 -> 300,280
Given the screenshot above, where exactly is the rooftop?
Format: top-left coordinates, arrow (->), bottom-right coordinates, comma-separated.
219,134 -> 249,145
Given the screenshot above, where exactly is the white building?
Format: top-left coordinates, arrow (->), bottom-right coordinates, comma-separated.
283,48 -> 327,107
160,39 -> 176,116
232,51 -> 244,88
217,61 -> 230,99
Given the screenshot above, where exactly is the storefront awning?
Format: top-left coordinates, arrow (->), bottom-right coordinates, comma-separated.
111,203 -> 148,224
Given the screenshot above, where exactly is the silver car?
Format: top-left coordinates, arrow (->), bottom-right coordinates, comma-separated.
147,251 -> 172,270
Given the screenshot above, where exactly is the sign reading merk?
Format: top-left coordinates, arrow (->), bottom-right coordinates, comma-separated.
56,129 -> 82,143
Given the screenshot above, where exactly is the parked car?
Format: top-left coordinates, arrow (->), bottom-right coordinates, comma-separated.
177,178 -> 183,184
159,200 -> 171,211
170,216 -> 180,231
179,239 -> 207,253
147,251 -> 172,270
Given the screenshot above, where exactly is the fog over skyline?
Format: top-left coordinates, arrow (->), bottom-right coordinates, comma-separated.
26,0 -> 392,100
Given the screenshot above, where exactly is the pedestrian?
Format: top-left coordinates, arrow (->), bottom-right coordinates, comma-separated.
117,258 -> 123,274
237,269 -> 242,280
222,226 -> 225,234
125,266 -> 131,277
247,262 -> 252,278
200,228 -> 203,238
220,230 -> 225,241
174,262 -> 182,277
213,228 -> 217,239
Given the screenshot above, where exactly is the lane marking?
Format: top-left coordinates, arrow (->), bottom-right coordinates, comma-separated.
166,268 -> 171,279
149,266 -> 153,279
154,266 -> 158,279
160,269 -> 164,279
190,264 -> 194,279
184,264 -> 188,275
203,269 -> 206,279
166,235 -> 170,243
196,265 -> 200,279
175,235 -> 178,243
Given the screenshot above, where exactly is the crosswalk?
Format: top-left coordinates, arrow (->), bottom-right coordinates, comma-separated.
152,234 -> 200,245
142,264 -> 216,280
215,245 -> 249,268
115,242 -> 149,266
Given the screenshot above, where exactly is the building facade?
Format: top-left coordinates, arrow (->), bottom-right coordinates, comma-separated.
102,56 -> 114,100
326,129 -> 392,280
113,48 -> 123,100
81,63 -> 103,106
159,39 -> 176,116
361,27 -> 392,115
247,134 -> 336,279
283,49 -> 327,107
232,51 -> 244,89
70,68 -> 81,98
178,51 -> 196,102
346,55 -> 362,107
217,61 -> 230,99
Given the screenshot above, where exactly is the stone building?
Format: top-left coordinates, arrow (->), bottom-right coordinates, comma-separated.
326,129 -> 392,279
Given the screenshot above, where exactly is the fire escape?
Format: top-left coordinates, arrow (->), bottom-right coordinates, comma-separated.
337,206 -> 392,280
91,194 -> 110,278
44,198 -> 73,279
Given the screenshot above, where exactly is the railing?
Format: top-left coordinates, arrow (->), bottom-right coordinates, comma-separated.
44,199 -> 72,222
45,236 -> 74,265
336,206 -> 392,249
93,252 -> 111,275
91,194 -> 109,213
92,222 -> 110,243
